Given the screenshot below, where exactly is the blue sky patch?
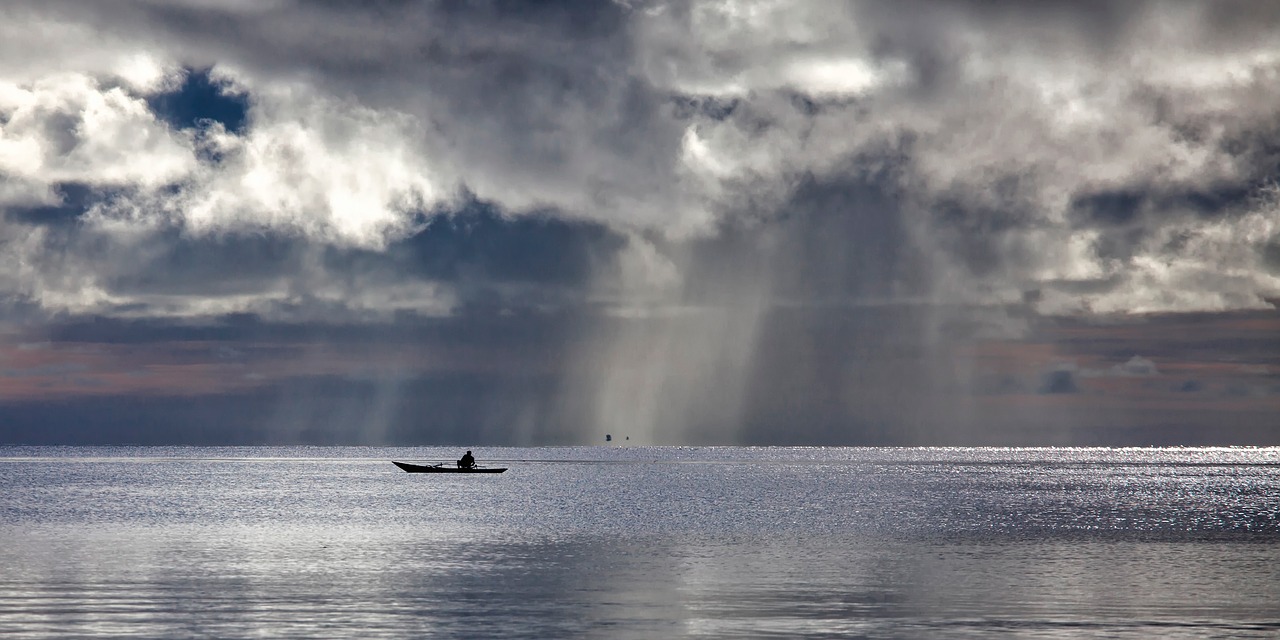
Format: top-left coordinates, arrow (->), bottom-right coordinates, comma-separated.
147,68 -> 248,134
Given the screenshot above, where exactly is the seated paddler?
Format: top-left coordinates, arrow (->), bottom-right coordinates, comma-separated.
458,450 -> 476,469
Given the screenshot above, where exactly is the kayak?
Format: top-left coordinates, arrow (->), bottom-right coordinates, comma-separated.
392,461 -> 507,474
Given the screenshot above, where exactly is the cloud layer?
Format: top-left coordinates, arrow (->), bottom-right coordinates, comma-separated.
2,1 -> 1280,444
2,1 -> 1280,321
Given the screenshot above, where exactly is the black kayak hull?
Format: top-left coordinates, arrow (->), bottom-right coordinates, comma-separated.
393,461 -> 507,473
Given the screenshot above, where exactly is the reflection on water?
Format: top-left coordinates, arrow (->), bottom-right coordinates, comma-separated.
1,447 -> 1278,638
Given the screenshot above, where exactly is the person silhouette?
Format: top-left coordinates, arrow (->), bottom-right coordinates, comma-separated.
458,450 -> 475,469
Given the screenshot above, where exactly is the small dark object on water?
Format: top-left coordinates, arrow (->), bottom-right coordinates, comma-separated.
392,461 -> 507,474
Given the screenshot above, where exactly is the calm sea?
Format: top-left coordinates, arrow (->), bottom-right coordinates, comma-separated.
1,446 -> 1278,639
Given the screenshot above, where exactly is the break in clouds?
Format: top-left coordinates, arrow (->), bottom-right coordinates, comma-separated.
2,1 -> 1279,444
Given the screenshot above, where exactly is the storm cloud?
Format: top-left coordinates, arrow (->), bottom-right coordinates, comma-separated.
2,1 -> 1279,444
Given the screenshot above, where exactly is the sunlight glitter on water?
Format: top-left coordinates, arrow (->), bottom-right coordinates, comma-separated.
1,447 -> 1278,638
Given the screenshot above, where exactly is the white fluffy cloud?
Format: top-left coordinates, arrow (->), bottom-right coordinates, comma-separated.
0,72 -> 194,201
176,81 -> 448,247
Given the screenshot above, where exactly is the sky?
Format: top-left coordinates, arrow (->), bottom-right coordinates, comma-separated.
1,0 -> 1278,446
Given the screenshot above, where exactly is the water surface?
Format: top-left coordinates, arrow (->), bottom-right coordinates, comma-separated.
2,446 -> 1278,638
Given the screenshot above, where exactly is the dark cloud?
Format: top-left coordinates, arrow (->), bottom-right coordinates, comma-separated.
669,95 -> 740,121
378,201 -> 626,289
1039,369 -> 1079,395
4,182 -> 96,226
1,361 -> 88,378
41,306 -> 582,354
1071,190 -> 1146,227
112,229 -> 305,297
1070,184 -> 1258,230
1262,242 -> 1280,273
6,193 -> 626,322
